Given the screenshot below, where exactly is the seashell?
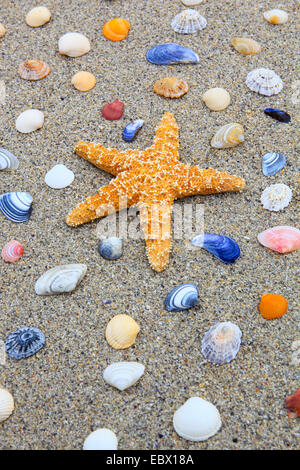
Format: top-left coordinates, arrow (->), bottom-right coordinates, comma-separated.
44,164 -> 74,189
83,429 -> 118,450
230,37 -> 261,55
262,152 -> 286,177
0,388 -> 14,422
165,283 -> 199,312
122,119 -> 144,142
58,32 -> 91,58
146,43 -> 199,65
285,388 -> 300,419
16,109 -> 44,133
105,314 -> 140,350
260,183 -> 292,212
173,397 -> 222,441
201,321 -> 242,364
5,327 -> 45,359
171,9 -> 207,34
257,226 -> 300,254
18,59 -> 50,81
202,87 -> 231,111
1,240 -> 24,263
259,293 -> 288,320
102,18 -> 131,42
71,71 -> 96,92
290,342 -> 300,367
192,234 -> 240,263
103,362 -> 145,391
102,100 -> 124,120
211,123 -> 244,149
153,77 -> 189,99
0,148 -> 19,170
98,237 -> 123,260
25,6 -> 51,27
0,192 -> 33,223
264,9 -> 288,25
245,68 -> 283,96
0,23 -> 6,38
264,108 -> 291,123
181,0 -> 203,5
34,264 -> 87,295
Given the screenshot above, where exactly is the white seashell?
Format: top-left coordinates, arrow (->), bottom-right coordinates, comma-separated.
0,388 -> 14,422
44,164 -> 74,189
103,362 -> 145,391
260,183 -> 292,212
181,0 -> 203,5
202,87 -> 231,111
16,109 -> 44,134
211,123 -> 244,149
201,321 -> 242,364
171,9 -> 207,34
173,397 -> 222,441
58,32 -> 91,58
0,148 -> 19,170
83,428 -> 118,450
25,6 -> 51,27
245,68 -> 283,96
34,264 -> 87,295
264,9 -> 288,25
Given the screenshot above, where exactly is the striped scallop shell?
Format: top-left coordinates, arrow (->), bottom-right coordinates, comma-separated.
245,68 -> 283,96
103,362 -> 145,391
153,77 -> 189,98
230,37 -> 261,55
34,264 -> 87,295
171,9 -> 207,34
211,123 -> 244,148
18,59 -> 50,81
2,240 -> 24,263
105,314 -> 140,350
0,388 -> 14,423
0,148 -> 19,170
260,183 -> 292,212
201,321 -> 242,364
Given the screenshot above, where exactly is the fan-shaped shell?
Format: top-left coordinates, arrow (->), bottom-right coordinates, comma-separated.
264,9 -> 288,25
71,71 -> 96,92
0,148 -> 19,170
211,123 -> 244,148
44,164 -> 74,189
102,100 -> 124,120
0,192 -> 33,223
122,119 -> 144,142
18,59 -> 50,81
146,43 -> 199,65
0,388 -> 14,422
16,109 -> 44,133
103,362 -> 145,391
257,226 -> 300,254
58,32 -> 90,57
201,321 -> 242,364
105,314 -> 140,350
25,6 -> 51,27
153,77 -> 189,98
165,283 -> 199,311
262,152 -> 286,176
98,237 -> 123,260
0,23 -> 6,38
5,327 -> 45,359
171,9 -> 207,34
245,68 -> 283,96
192,234 -> 240,263
202,87 -> 231,111
285,388 -> 300,419
102,18 -> 131,41
83,429 -> 118,450
259,293 -> 288,320
260,183 -> 292,211
34,264 -> 87,295
230,37 -> 261,55
2,240 -> 24,263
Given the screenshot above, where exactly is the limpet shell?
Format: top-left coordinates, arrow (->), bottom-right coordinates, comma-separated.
18,59 -> 50,81
201,321 -> 242,364
211,123 -> 244,148
105,314 -> 140,350
44,164 -> 74,189
2,240 -> 24,263
5,327 -> 45,359
264,9 -> 288,25
102,18 -> 131,42
230,37 -> 261,55
171,9 -> 207,34
202,87 -> 231,111
103,362 -> 145,391
260,183 -> 292,212
83,429 -> 118,450
0,148 -> 19,170
58,32 -> 90,58
71,71 -> 96,92
153,77 -> 189,98
0,23 -> 6,38
0,388 -> 14,422
259,293 -> 288,320
245,68 -> 283,96
25,6 -> 51,27
257,226 -> 300,254
16,109 -> 44,133
34,264 -> 87,295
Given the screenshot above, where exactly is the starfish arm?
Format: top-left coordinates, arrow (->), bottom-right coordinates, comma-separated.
151,112 -> 179,160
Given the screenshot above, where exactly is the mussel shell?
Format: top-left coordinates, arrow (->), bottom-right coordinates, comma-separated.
0,148 -> 19,170
264,108 -> 291,123
122,119 -> 144,142
261,152 -> 286,176
165,283 -> 199,311
192,234 -> 240,263
146,43 -> 199,65
5,327 -> 45,360
0,192 -> 32,222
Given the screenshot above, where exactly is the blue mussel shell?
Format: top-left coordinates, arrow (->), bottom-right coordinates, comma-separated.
0,191 -> 33,222
122,119 -> 144,142
5,327 -> 45,360
146,43 -> 199,65
264,108 -> 291,123
261,152 -> 286,177
165,283 -> 199,312
192,234 -> 240,263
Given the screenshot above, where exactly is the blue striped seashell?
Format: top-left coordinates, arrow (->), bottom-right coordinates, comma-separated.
0,192 -> 33,222
192,234 -> 240,263
264,108 -> 291,123
0,148 -> 19,170
98,237 -> 123,260
262,152 -> 286,177
146,43 -> 199,65
122,119 -> 144,142
5,327 -> 45,360
165,283 -> 199,312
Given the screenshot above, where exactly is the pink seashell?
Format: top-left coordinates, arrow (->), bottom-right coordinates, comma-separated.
1,240 -> 24,262
258,226 -> 300,254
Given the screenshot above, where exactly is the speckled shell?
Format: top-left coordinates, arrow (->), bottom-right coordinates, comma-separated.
201,322 -> 242,364
5,327 -> 45,359
0,192 -> 33,223
71,71 -> 96,91
260,183 -> 292,211
171,9 -> 207,34
16,109 -> 44,133
105,314 -> 140,350
0,148 -> 19,170
264,9 -> 288,25
202,87 -> 231,111
18,59 -> 50,81
83,429 -> 118,450
98,237 -> 123,260
0,388 -> 14,422
230,37 -> 261,55
25,6 -> 51,27
0,23 -> 6,38
211,123 -> 244,148
245,68 -> 283,96
262,152 -> 286,176
153,77 -> 189,98
34,264 -> 87,295
257,226 -> 300,254
103,362 -> 145,391
58,32 -> 91,57
2,240 -> 24,263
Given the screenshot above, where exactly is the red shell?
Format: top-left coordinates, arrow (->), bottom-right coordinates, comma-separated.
1,240 -> 24,263
285,388 -> 300,419
102,100 -> 124,120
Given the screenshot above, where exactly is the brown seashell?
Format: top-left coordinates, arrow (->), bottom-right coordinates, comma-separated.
285,388 -> 300,419
18,59 -> 51,81
230,37 -> 261,55
153,77 -> 189,99
105,314 -> 140,350
71,71 -> 96,92
0,23 -> 6,38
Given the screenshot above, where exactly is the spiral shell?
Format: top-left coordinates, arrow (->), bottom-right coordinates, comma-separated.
105,314 -> 140,350
0,388 -> 14,422
34,264 -> 87,295
0,148 -> 19,170
102,18 -> 131,41
165,283 -> 199,311
25,6 -> 51,27
201,321 -> 242,364
264,9 -> 288,25
260,183 -> 292,212
171,9 -> 207,34
245,68 -> 283,96
103,362 -> 145,391
1,240 -> 24,263
153,77 -> 189,98
18,59 -> 50,81
58,32 -> 90,58
211,123 -> 244,148
230,37 -> 261,55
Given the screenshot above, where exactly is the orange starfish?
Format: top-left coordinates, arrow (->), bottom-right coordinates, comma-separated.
67,113 -> 245,271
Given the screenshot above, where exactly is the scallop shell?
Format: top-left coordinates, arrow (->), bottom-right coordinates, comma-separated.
230,37 -> 261,55
25,6 -> 51,27
264,9 -> 288,25
2,240 -> 24,263
83,429 -> 118,450
103,362 -> 145,391
122,119 -> 144,142
192,234 -> 240,263
16,109 -> 44,133
201,321 -> 242,364
165,283 -> 199,312
259,293 -> 288,320
0,23 -> 6,38
173,397 -> 222,441
105,314 -> 140,350
202,87 -> 231,111
58,32 -> 91,58
0,388 -> 14,422
98,237 -> 123,260
153,77 -> 189,98
146,43 -> 199,65
0,192 -> 33,223
171,9 -> 207,34
0,148 -> 19,170
44,164 -> 74,189
260,183 -> 292,211
34,264 -> 87,295
257,226 -> 300,254
102,18 -> 131,42
211,123 -> 244,148
245,68 -> 283,96
285,388 -> 300,419
18,59 -> 50,81
262,152 -> 286,177
71,71 -> 96,92
102,100 -> 124,120
5,327 -> 45,359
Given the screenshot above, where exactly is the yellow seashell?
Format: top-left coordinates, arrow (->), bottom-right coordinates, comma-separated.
211,123 -> 244,149
105,314 -> 140,350
0,23 -> 6,38
71,71 -> 96,92
18,59 -> 51,81
25,6 -> 51,28
153,77 -> 189,98
202,87 -> 231,111
230,37 -> 261,55
0,388 -> 14,422
263,9 -> 288,25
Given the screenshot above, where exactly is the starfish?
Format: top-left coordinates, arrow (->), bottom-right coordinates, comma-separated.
67,113 -> 245,271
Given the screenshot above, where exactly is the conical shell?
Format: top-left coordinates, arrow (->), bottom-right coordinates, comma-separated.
0,148 -> 19,170
211,123 -> 244,148
103,362 -> 145,391
201,321 -> 242,364
245,68 -> 283,96
0,23 -> 6,38
202,87 -> 231,111
34,264 -> 87,295
58,32 -> 90,57
71,71 -> 96,91
0,388 -> 14,422
105,314 -> 140,350
18,59 -> 50,81
260,183 -> 292,212
153,77 -> 189,98
25,6 -> 51,27
171,9 -> 207,34
230,37 -> 261,55
83,429 -> 118,450
264,9 -> 288,25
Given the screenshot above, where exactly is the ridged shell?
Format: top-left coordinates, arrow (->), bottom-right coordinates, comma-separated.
201,321 -> 242,364
71,71 -> 96,92
44,164 -> 74,189
103,362 -> 145,391
18,59 -> 50,81
25,6 -> 51,27
0,23 -> 6,38
34,264 -> 87,295
211,123 -> 244,148
245,68 -> 283,96
264,108 -> 291,123
173,397 -> 222,441
102,18 -> 131,41
153,77 -> 189,98
259,293 -> 288,320
264,9 -> 288,25
165,283 -> 199,312
0,148 -> 19,170
5,327 -> 45,359
257,226 -> 300,254
1,240 -> 24,263
146,43 -> 199,65
102,100 -> 124,120
192,234 -> 240,263
58,32 -> 90,57
0,388 -> 14,422
122,119 -> 144,142
0,192 -> 33,223
230,37 -> 261,55
202,87 -> 231,111
171,9 -> 207,34
105,314 -> 140,350
98,237 -> 123,260
262,152 -> 286,177
83,429 -> 118,450
260,183 -> 292,211
16,109 -> 44,133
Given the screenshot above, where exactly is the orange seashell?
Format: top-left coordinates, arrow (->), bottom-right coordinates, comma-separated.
285,388 -> 300,419
18,59 -> 51,81
71,71 -> 96,92
102,18 -> 131,42
153,77 -> 189,99
259,293 -> 288,320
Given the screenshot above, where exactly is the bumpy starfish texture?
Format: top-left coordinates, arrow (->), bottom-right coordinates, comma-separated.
67,113 -> 245,271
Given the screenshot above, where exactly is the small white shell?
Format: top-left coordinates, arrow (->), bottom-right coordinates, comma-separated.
83,428 -> 118,450
173,397 -> 222,441
201,321 -> 242,364
25,6 -> 51,27
211,123 -> 244,149
15,109 -> 44,134
245,68 -> 283,96
34,264 -> 87,295
0,388 -> 14,422
202,87 -> 231,111
58,32 -> 91,58
44,164 -> 74,189
0,148 -> 19,170
260,183 -> 292,212
171,9 -> 207,34
181,0 -> 203,5
103,362 -> 145,391
264,9 -> 288,25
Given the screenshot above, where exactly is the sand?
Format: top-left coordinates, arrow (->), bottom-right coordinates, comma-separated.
0,0 -> 299,450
